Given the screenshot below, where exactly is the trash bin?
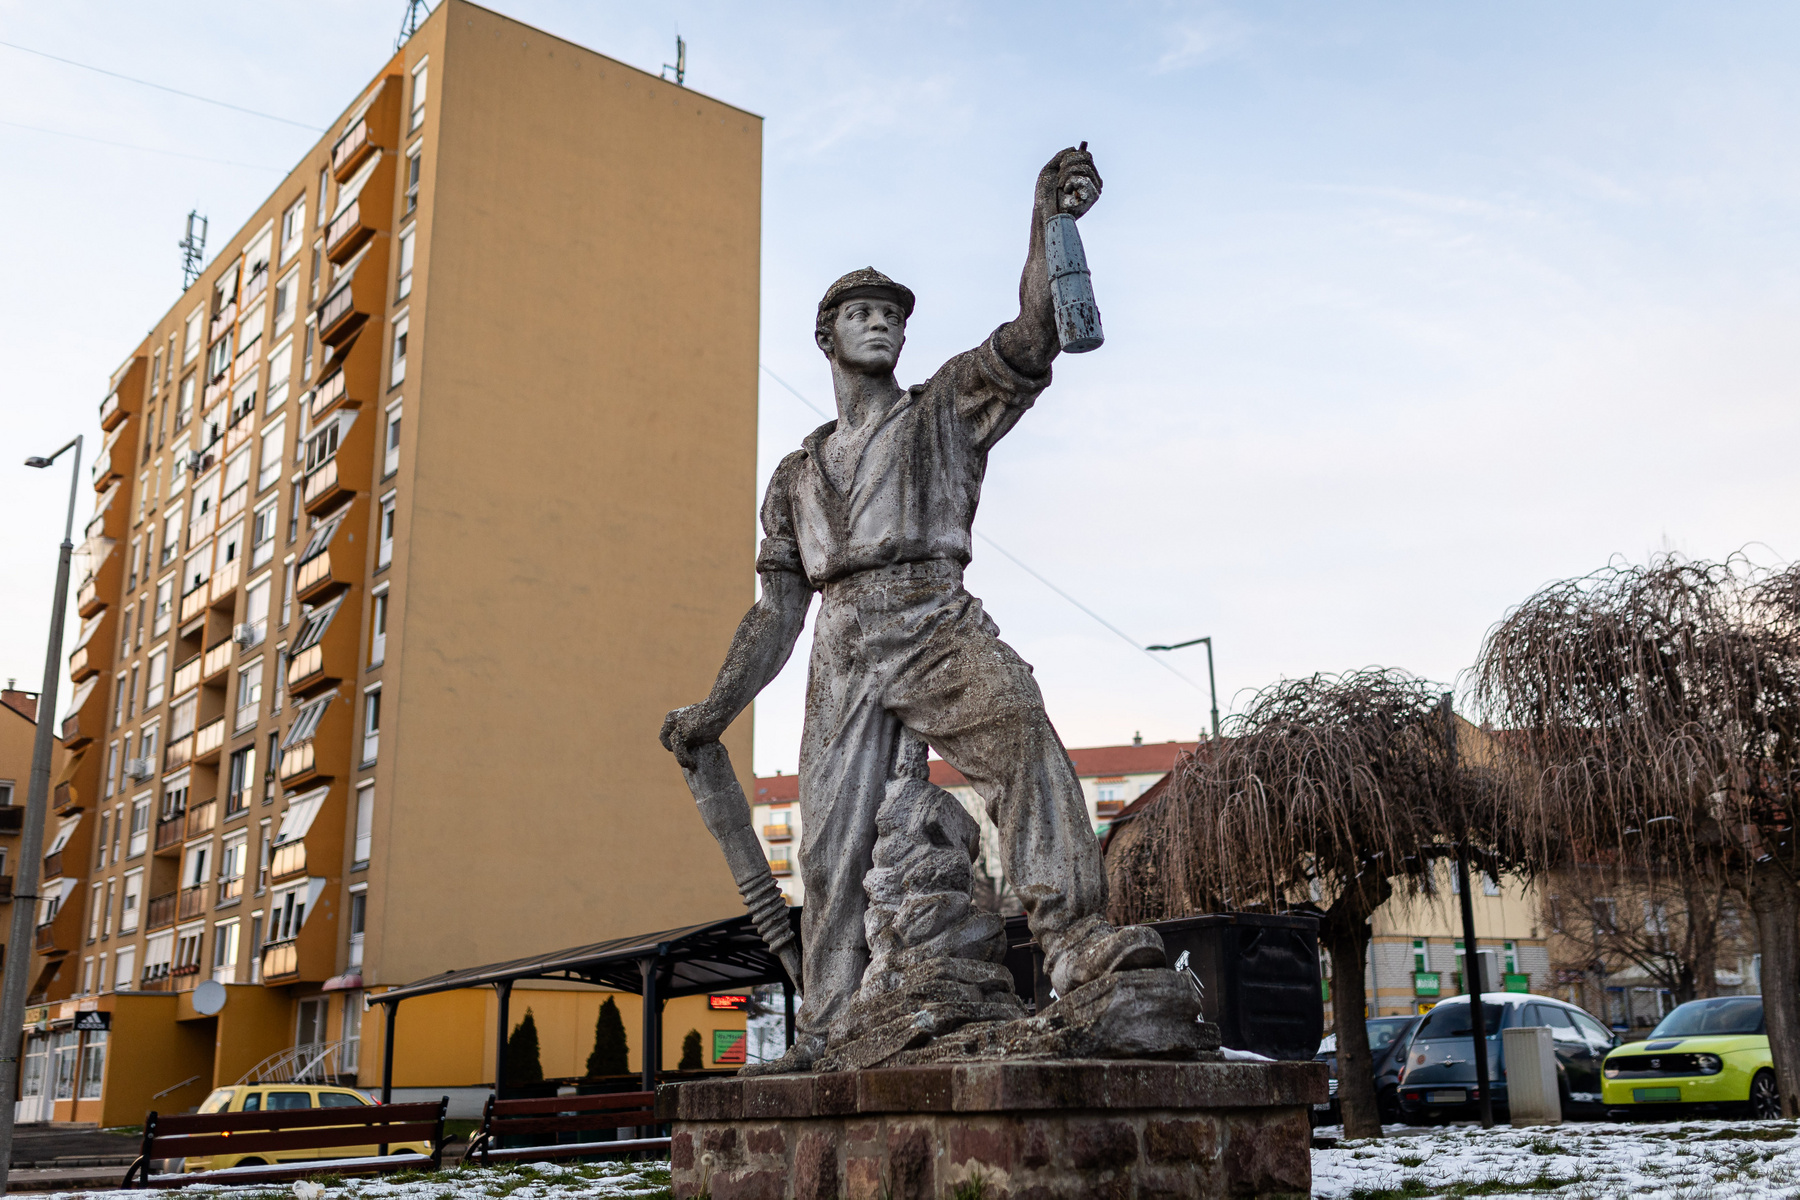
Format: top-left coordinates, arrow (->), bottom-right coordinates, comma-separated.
1154,912 -> 1323,1061
1503,1026 -> 1562,1127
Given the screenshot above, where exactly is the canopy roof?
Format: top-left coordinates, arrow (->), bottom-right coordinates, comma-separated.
373,911 -> 800,1006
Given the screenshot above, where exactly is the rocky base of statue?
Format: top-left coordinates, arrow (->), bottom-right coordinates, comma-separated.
658,1059 -> 1324,1200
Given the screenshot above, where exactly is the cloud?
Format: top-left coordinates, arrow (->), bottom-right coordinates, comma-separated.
1153,9 -> 1249,73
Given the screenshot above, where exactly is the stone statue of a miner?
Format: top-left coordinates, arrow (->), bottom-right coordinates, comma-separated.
663,147 -> 1204,1074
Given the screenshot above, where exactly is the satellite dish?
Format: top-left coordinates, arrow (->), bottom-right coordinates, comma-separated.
192,980 -> 228,1016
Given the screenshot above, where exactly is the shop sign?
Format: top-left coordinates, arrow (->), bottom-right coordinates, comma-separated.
707,994 -> 749,1011
1502,973 -> 1530,994
1413,971 -> 1442,997
23,1007 -> 48,1031
712,1029 -> 746,1065
73,1011 -> 111,1032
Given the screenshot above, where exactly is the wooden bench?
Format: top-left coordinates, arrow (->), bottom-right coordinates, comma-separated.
122,1098 -> 448,1188
466,1091 -> 669,1165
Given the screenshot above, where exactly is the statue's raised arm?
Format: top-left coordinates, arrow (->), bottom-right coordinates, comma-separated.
993,145 -> 1104,380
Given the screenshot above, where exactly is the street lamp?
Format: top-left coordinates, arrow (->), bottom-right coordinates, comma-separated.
1146,635 -> 1220,741
0,437 -> 84,1191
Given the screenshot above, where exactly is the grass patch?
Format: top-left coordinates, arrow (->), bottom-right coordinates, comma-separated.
1694,1124 -> 1796,1142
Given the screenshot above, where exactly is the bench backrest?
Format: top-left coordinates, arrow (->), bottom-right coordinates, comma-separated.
144,1100 -> 444,1161
483,1091 -> 657,1137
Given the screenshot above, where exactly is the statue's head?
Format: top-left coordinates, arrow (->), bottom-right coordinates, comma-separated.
816,267 -> 914,374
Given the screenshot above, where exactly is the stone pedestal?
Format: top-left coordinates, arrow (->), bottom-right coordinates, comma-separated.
656,1060 -> 1325,1200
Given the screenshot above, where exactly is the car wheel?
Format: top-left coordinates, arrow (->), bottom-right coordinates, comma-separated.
1377,1087 -> 1399,1124
1749,1070 -> 1781,1120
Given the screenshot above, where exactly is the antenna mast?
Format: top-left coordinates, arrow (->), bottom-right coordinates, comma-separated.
662,34 -> 686,86
397,0 -> 432,49
179,211 -> 208,288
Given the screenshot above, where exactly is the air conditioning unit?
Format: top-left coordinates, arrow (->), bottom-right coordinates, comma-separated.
125,757 -> 154,781
233,623 -> 261,648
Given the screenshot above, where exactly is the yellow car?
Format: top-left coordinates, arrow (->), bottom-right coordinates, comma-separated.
1602,996 -> 1779,1120
182,1084 -> 432,1170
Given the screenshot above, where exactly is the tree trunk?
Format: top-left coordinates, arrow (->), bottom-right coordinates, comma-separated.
1320,913 -> 1382,1139
1748,868 -> 1800,1119
1684,869 -> 1721,1000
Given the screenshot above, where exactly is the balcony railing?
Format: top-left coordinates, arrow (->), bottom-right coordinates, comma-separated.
220,480 -> 249,523
311,369 -> 347,421
302,458 -> 341,510
186,799 -> 217,839
241,268 -> 268,306
77,575 -> 101,617
211,557 -> 241,604
211,302 -> 237,343
69,644 -> 97,682
154,816 -> 185,853
296,550 -> 335,599
319,280 -> 358,339
768,859 -> 792,876
287,644 -> 324,690
164,733 -> 194,771
195,716 -> 226,763
180,587 -> 210,625
35,923 -> 58,953
332,119 -> 371,176
52,781 -> 76,813
41,851 -> 63,880
178,885 -> 208,920
232,343 -> 261,388
271,841 -> 307,880
173,654 -> 202,695
762,824 -> 793,842
325,200 -> 365,259
216,876 -> 243,906
0,808 -> 22,834
140,963 -> 172,990
146,892 -> 178,930
1095,799 -> 1125,817
203,638 -> 234,681
261,938 -> 299,979
204,374 -> 232,409
99,390 -> 123,431
279,740 -> 317,784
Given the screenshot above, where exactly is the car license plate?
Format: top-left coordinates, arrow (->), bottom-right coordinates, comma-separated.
1634,1087 -> 1682,1103
1427,1090 -> 1466,1104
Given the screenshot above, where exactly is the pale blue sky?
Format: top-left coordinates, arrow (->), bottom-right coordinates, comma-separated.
3,2 -> 1797,773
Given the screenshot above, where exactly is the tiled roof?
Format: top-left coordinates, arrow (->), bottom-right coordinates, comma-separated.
752,741 -> 1199,802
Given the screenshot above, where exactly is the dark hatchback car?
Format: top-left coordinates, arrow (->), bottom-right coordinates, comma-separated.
1397,993 -> 1618,1123
1313,1015 -> 1423,1125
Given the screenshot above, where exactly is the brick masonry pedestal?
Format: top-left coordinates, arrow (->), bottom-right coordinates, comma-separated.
655,1059 -> 1326,1200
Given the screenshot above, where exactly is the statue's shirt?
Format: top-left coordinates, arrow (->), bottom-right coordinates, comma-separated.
757,332 -> 1051,587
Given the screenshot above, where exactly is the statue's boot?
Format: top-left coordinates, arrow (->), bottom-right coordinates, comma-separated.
737,1032 -> 824,1077
1043,916 -> 1166,997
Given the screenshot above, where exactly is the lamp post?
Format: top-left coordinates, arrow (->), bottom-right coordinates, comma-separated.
1146,635 -> 1220,740
0,436 -> 84,1191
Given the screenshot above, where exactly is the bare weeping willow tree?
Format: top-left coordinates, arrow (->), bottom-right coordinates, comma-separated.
1110,667 -> 1512,1140
1473,556 -> 1800,1118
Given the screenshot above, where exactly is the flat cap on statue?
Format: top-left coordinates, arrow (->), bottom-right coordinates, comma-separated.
818,267 -> 916,320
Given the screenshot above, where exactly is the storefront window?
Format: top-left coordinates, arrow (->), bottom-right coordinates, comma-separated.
78,1032 -> 107,1100
51,1031 -> 79,1100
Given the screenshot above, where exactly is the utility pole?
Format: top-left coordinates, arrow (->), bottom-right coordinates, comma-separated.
179,211 -> 208,288
0,437 -> 85,1192
663,34 -> 686,86
1444,692 -> 1494,1129
1146,635 -> 1221,740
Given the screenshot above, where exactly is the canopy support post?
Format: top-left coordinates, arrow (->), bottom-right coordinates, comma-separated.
495,980 -> 512,1098
782,980 -> 795,1048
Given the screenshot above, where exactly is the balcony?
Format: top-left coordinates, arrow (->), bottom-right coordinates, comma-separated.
241,268 -> 268,307
68,643 -> 100,684
204,374 -> 232,410
203,638 -> 234,682
179,586 -> 210,625
332,118 -> 374,180
186,799 -> 217,839
139,964 -> 172,991
194,717 -> 226,764
326,200 -> 377,264
164,734 -> 194,772
210,556 -> 241,605
296,549 -> 338,601
302,458 -> 344,514
155,816 -> 185,853
99,390 -> 125,432
225,408 -> 256,455
768,859 -> 793,876
146,892 -> 177,930
52,781 -> 77,813
261,938 -> 299,980
35,923 -> 59,953
216,876 -> 243,906
310,369 -> 348,422
77,575 -> 103,618
278,739 -> 318,786
271,840 -> 307,880
0,876 -> 12,902
0,808 -> 22,834
220,484 -> 249,529
91,428 -> 127,492
211,301 -> 237,343
1095,799 -> 1126,818
178,885 -> 208,920
316,243 -> 389,351
762,824 -> 793,843
318,280 -> 363,346
41,850 -> 63,881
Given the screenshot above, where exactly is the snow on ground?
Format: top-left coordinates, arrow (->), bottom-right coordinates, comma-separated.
35,1161 -> 673,1200
1314,1120 -> 1800,1199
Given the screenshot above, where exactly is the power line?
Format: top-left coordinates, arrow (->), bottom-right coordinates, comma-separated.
757,363 -> 1206,694
0,120 -> 284,171
0,39 -> 325,132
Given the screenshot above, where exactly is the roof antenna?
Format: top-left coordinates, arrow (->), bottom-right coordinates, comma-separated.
397,0 -> 432,50
662,33 -> 686,86
179,211 -> 208,288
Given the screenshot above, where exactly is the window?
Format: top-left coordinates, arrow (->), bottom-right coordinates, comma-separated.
274,273 -> 298,338
354,783 -> 373,866
271,882 -> 307,942
281,558 -> 296,626
183,307 -> 203,364
251,500 -> 278,568
1483,873 -> 1501,897
348,890 -> 367,968
266,338 -> 292,411
120,604 -> 135,656
88,882 -> 105,942
183,842 -> 210,892
174,925 -> 204,980
175,375 -> 195,433
113,945 -> 136,991
120,869 -> 143,932
244,576 -> 271,644
207,328 -> 233,382
396,227 -> 415,300
294,597 -> 342,654
410,60 -> 428,131
223,446 -> 252,498
139,724 -> 159,771
161,779 -> 187,823
227,746 -> 256,816
236,658 -> 264,730
145,649 -> 168,708
281,198 -> 306,264
304,418 -> 341,476
316,168 -> 329,226
105,741 -> 120,798
170,692 -> 197,741
102,880 -> 115,935
301,316 -> 315,383
213,919 -> 240,982
215,519 -> 244,576
384,402 -> 402,476
127,538 -> 141,591
299,512 -> 345,564
378,495 -> 395,569
263,734 -> 279,804
370,589 -> 388,666
341,991 -> 363,1069
404,147 -> 421,215
160,507 -> 182,565
184,543 -> 211,596
114,673 -> 128,728
361,687 -> 380,764
153,576 -> 174,634
1413,939 -> 1428,974
283,695 -> 333,748
389,312 -> 408,387
257,818 -> 273,892
127,667 -> 138,719
77,1031 -> 107,1098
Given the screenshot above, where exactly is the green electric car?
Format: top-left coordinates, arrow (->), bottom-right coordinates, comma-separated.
1601,996 -> 1779,1120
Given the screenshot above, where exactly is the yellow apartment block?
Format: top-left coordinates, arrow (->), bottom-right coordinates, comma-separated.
28,0 -> 758,1124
